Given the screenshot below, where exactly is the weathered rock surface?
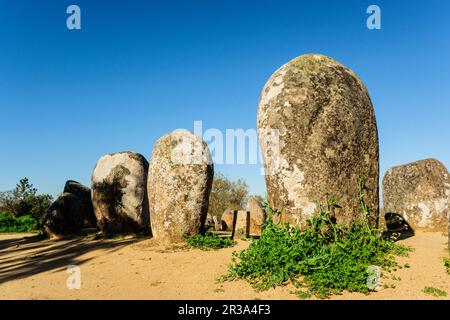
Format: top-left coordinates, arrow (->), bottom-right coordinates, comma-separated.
212,215 -> 221,231
205,214 -> 214,231
234,210 -> 250,238
382,158 -> 450,232
220,208 -> 235,231
247,197 -> 266,235
64,180 -> 97,227
44,192 -> 84,238
257,54 -> 379,227
148,130 -> 214,243
91,152 -> 150,234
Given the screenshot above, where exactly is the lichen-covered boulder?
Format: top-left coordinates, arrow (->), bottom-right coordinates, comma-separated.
148,130 -> 214,243
382,159 -> 450,232
91,152 -> 150,234
247,197 -> 266,235
257,54 -> 379,227
64,180 -> 97,227
44,192 -> 84,238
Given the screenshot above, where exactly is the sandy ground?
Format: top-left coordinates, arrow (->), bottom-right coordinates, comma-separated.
0,231 -> 448,300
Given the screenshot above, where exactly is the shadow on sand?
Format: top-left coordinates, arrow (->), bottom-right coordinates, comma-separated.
0,233 -> 139,285
381,212 -> 415,241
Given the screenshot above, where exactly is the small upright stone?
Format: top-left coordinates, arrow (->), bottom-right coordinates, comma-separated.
247,197 -> 266,235
148,129 -> 214,243
234,210 -> 250,238
91,152 -> 150,234
257,54 -> 379,227
382,159 -> 450,232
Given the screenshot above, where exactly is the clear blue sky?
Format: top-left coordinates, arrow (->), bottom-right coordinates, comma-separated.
1,0 -> 449,199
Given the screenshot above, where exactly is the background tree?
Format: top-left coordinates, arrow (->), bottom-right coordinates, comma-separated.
0,178 -> 53,220
247,194 -> 265,209
208,173 -> 249,218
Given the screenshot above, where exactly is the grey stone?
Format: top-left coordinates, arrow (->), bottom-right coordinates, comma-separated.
148,130 -> 213,243
382,158 -> 450,232
64,180 -> 97,227
247,197 -> 266,235
91,152 -> 150,234
257,54 -> 379,227
44,192 -> 84,238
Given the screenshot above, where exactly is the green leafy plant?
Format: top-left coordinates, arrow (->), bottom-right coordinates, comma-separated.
444,258 -> 450,275
222,181 -> 409,298
0,211 -> 43,233
185,232 -> 237,250
0,178 -> 53,220
422,286 -> 447,297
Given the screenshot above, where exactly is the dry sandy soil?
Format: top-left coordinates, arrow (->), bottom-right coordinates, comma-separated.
0,231 -> 448,300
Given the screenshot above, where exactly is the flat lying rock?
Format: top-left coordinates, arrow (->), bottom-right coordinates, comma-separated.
257,54 -> 379,227
44,192 -> 84,238
148,130 -> 213,243
64,180 -> 97,227
382,158 -> 450,232
91,152 -> 150,234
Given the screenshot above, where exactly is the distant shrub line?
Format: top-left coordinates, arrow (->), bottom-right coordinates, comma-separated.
0,212 -> 43,233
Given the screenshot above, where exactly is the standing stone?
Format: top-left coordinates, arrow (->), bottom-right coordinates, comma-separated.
205,214 -> 214,231
212,215 -> 221,231
220,208 -> 235,231
64,180 -> 97,227
257,54 -> 379,227
234,210 -> 250,238
247,197 -> 266,235
44,192 -> 84,238
148,129 -> 214,243
382,159 -> 450,232
91,152 -> 150,234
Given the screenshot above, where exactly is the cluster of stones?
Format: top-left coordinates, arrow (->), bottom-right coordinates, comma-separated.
44,130 -> 215,243
257,53 -> 448,233
219,197 -> 266,236
44,53 -> 449,242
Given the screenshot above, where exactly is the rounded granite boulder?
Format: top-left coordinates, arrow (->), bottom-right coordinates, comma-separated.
91,152 -> 150,234
63,180 -> 97,227
44,192 -> 84,238
382,158 -> 450,232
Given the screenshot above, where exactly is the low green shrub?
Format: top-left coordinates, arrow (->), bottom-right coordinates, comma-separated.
186,232 -> 236,250
222,182 -> 409,298
0,211 -> 43,233
444,258 -> 450,275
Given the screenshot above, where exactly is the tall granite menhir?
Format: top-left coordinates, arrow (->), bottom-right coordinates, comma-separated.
257,54 -> 379,227
148,129 -> 214,243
